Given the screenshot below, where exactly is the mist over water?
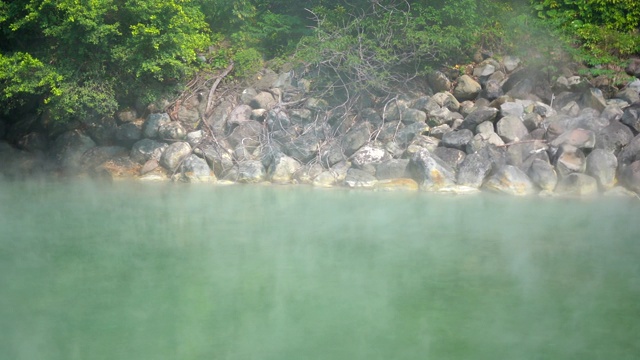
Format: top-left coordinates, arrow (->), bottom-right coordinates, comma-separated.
1,181 -> 639,359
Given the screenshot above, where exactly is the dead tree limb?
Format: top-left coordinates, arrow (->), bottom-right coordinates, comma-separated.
205,61 -> 234,117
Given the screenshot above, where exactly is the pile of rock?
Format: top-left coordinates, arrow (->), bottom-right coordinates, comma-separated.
2,56 -> 640,197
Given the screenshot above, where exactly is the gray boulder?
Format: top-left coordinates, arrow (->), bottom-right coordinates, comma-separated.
341,122 -> 372,156
143,113 -> 171,138
496,115 -> 529,143
181,154 -> 215,182
620,161 -> 640,194
456,152 -> 492,188
197,143 -> 234,178
206,99 -> 234,136
344,168 -> 377,188
130,139 -> 168,164
481,79 -> 503,100
401,108 -> 427,124
427,107 -> 455,127
319,139 -> 347,167
528,159 -> 557,191
409,149 -> 456,190
157,121 -> 186,140
250,91 -> 276,110
441,129 -> 474,151
460,106 -> 498,130
284,132 -> 321,163
595,120 -> 634,155
483,165 -> 535,196
268,153 -> 301,184
433,147 -> 466,170
351,145 -> 387,172
227,104 -> 253,127
375,159 -> 410,180
428,71 -> 452,92
585,149 -> 617,190
550,128 -> 595,149
431,92 -> 460,112
554,144 -> 586,178
227,120 -> 263,153
615,87 -> 640,105
601,104 -> 624,122
580,88 -> 607,112
237,160 -> 266,183
621,103 -> 640,133
160,141 -> 191,172
555,173 -> 598,196
453,75 -> 481,101
500,102 -> 524,118
85,116 -> 117,145
115,122 -> 142,147
51,130 -> 97,173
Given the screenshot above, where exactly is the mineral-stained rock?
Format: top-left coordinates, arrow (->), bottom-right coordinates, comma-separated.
527,158 -> 557,191
344,168 -> 377,188
555,173 -> 598,196
554,144 -> 586,178
268,153 -> 301,184
456,152 -> 492,188
374,178 -> 419,191
585,149 -> 617,190
181,154 -> 216,182
409,149 -> 456,190
160,141 -> 191,172
483,165 -> 535,196
237,160 -> 266,183
375,159 -> 410,180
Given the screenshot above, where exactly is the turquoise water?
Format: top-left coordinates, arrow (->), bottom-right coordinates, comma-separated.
1,181 -> 639,359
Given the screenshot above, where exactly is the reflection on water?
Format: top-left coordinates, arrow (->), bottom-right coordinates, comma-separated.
1,181 -> 639,359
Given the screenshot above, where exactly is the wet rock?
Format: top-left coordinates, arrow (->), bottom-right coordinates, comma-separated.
409,149 -> 456,190
595,120 -> 634,155
528,158 -> 557,191
374,178 -> 419,191
619,161 -> 640,193
432,147 -> 466,170
130,139 -> 168,164
344,168 -> 377,188
585,149 -> 617,190
621,103 -> 640,132
51,130 -> 97,173
496,115 -> 528,143
160,141 -> 191,172
157,121 -> 186,140
441,129 -> 474,151
237,160 -> 266,183
555,173 -> 598,196
456,152 -> 492,188
115,122 -> 142,147
453,75 -> 481,101
268,153 -> 301,184
375,159 -> 410,180
554,144 -> 586,178
180,154 -> 215,182
483,165 -> 535,196
250,91 -> 276,110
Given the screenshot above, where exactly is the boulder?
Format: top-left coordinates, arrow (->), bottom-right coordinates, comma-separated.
250,91 -> 276,109
240,88 -> 258,105
180,154 -> 215,182
197,143 -> 234,178
160,141 -> 191,172
550,128 -> 595,149
227,120 -> 263,152
116,108 -> 137,123
528,158 -> 557,191
319,139 -> 347,167
290,108 -> 314,125
341,122 -> 372,156
428,71 -> 452,93
292,163 -> 324,184
460,107 -> 498,130
375,159 -> 410,180
51,130 -> 97,173
441,129 -> 474,151
312,161 -> 350,187
157,121 -> 186,140
268,153 -> 301,184
620,161 -> 640,194
85,116 -> 118,145
466,132 -> 505,154
409,149 -> 456,190
453,75 -> 481,101
496,115 -> 529,143
373,178 -> 419,191
503,56 -> 520,73
344,168 -> 378,188
351,145 -> 387,172
237,160 -> 266,183
227,104 -> 253,127
432,147 -> 466,170
555,173 -> 599,196
115,122 -> 142,147
615,87 -> 640,105
621,103 -> 640,132
483,165 -> 535,196
428,124 -> 452,139
427,107 -> 455,127
265,108 -> 291,131
500,102 -> 524,118
186,130 -> 204,148
618,134 -> 640,166
554,144 -> 586,178
595,120 -> 634,155
456,152 -> 492,188
580,88 -> 607,112
206,99 -> 234,136
601,105 -> 624,122
430,92 -> 460,112
585,149 -> 617,190
130,139 -> 168,164
401,108 -> 427,124
284,132 -> 321,163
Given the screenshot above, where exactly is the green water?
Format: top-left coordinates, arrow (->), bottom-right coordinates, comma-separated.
1,181 -> 639,360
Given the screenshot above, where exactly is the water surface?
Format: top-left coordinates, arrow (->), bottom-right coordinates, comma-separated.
1,181 -> 639,359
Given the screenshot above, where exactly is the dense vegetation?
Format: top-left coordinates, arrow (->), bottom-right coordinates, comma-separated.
1,0 -> 638,126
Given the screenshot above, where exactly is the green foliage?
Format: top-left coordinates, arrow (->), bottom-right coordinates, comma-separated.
232,48 -> 264,79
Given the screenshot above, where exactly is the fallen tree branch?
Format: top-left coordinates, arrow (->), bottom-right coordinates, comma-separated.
205,61 -> 234,117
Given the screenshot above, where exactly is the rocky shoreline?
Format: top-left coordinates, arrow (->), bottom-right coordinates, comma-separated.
2,55 -> 640,198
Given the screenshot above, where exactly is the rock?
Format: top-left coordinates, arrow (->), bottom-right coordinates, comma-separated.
615,87 -> 640,105
140,158 -> 160,175
620,161 -> 640,193
130,139 -> 168,164
555,173 -> 598,196
290,108 -> 313,125
453,75 -> 481,101
157,121 -> 186,140
237,160 -> 266,183
351,145 -> 387,171
240,88 -> 258,105
51,130 -> 97,173
341,122 -> 371,156
460,106 -> 498,130
265,108 -> 291,131
496,115 -> 529,143
585,149 -> 617,190
85,116 -> 117,145
427,107 -> 455,127
319,139 -> 347,167
601,105 -> 624,122
595,120 -> 634,155
554,144 -> 586,178
432,147 -> 466,170
18,132 -> 48,153
428,71 -> 452,93
176,98 -> 201,125
198,143 -> 234,178
312,161 -> 350,187
440,129 -> 474,151
181,154 -> 215,182
603,186 -> 639,198
344,168 -> 377,188
626,58 -> 640,77
522,113 -> 544,132
483,165 -> 535,196
409,149 -> 456,190
305,97 -> 329,112
473,62 -> 496,77
476,121 -> 495,135
431,92 -> 460,112
580,88 -> 607,112
268,154 -> 301,184
373,178 -> 419,191
506,78 -> 534,100
375,159 -> 410,180
500,102 -> 524,118
186,130 -> 204,147
228,104 -> 253,126
618,134 -> 640,166
160,141 -> 191,171
550,128 -> 596,149
428,124 -> 452,139
401,108 -> 427,124
116,108 -> 137,123
115,122 -> 142,147
292,163 -> 324,184
206,99 -> 234,136
227,120 -> 263,153
528,158 -> 557,191
466,132 -> 505,153
503,56 -> 520,73
80,146 -> 128,173
250,91 -> 276,110
456,152 -> 492,188
284,132 -> 321,163
621,103 -> 640,132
